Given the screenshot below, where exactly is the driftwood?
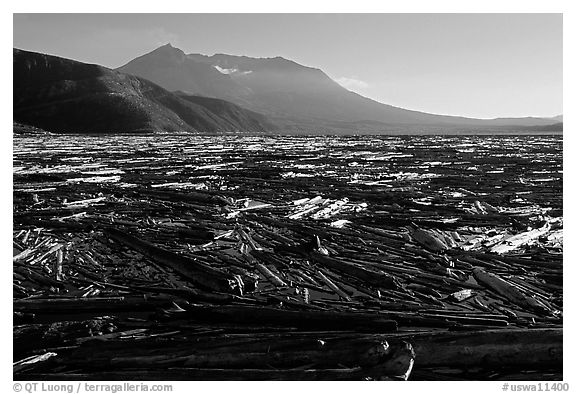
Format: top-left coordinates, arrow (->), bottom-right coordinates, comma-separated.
472,268 -> 551,315
165,304 -> 398,332
317,270 -> 351,301
12,134 -> 563,380
395,328 -> 562,368
105,228 -> 243,295
309,252 -> 401,290
14,352 -> 57,374
138,189 -> 231,206
409,226 -> 449,252
53,336 -> 398,368
13,295 -> 175,314
13,266 -> 65,289
16,339 -> 414,381
92,281 -> 250,304
16,366 -> 402,381
254,263 -> 287,287
14,318 -> 117,358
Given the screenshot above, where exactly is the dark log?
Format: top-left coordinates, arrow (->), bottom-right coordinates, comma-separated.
13,295 -> 175,314
15,366 -> 397,381
137,189 -> 230,206
393,327 -> 562,368
17,341 -> 414,381
309,252 -> 401,290
92,281 -> 252,304
105,228 -> 243,295
62,337 -> 392,369
14,318 -> 116,358
472,268 -> 551,315
13,266 -> 65,289
409,226 -> 449,252
418,312 -> 509,326
165,304 -> 398,332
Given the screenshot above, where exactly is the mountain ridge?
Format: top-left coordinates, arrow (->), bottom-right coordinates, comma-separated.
13,46 -> 562,135
13,48 -> 273,134
117,44 -> 561,132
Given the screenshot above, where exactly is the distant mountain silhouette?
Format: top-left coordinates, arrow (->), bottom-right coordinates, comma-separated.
14,48 -> 273,134
518,122 -> 563,132
117,44 -> 561,133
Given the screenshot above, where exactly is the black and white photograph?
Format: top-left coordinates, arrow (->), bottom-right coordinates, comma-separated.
9,6 -> 568,387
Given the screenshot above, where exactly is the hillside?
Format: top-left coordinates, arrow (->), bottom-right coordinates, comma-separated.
13,48 -> 273,134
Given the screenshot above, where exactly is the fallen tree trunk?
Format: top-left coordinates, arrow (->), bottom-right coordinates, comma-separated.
309,252 -> 401,290
472,268 -> 551,315
13,266 -> 65,289
165,304 -> 398,332
13,295 -> 175,314
394,327 -> 562,368
16,341 -> 414,381
137,189 -> 230,206
91,281 -> 251,305
15,366 -> 403,381
105,228 -> 243,295
14,317 -> 117,358
53,336 -> 400,369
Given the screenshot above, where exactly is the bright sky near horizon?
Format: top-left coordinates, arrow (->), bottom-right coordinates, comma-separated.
13,13 -> 562,119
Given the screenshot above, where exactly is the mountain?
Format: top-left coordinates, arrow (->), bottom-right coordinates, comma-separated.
13,48 -> 273,134
518,122 -> 563,132
173,92 -> 273,132
114,44 -> 252,102
118,44 -> 560,133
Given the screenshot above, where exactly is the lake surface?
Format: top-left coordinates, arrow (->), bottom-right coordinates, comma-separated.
14,134 -> 563,213
13,134 -> 564,380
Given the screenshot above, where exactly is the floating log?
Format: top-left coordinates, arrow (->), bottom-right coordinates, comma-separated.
472,268 -> 551,314
13,266 -> 65,289
105,228 -> 243,295
138,189 -> 230,206
14,352 -> 57,374
396,328 -> 562,368
14,318 -> 117,358
317,270 -> 351,301
65,336 -> 392,368
92,281 -> 249,304
15,366 -> 399,381
409,226 -> 449,252
13,295 -> 175,314
255,263 -> 287,287
309,252 -> 401,290
448,289 -> 474,302
165,304 -> 398,332
54,248 -> 63,281
490,224 -> 551,254
17,340 -> 414,381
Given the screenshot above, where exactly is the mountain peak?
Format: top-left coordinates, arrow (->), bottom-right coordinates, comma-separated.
151,43 -> 182,54
118,44 -> 187,70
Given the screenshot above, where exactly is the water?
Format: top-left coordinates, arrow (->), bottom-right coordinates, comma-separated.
13,135 -> 563,213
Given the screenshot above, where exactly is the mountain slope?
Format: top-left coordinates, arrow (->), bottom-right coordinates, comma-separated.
174,92 -> 276,132
118,45 -> 560,132
115,44 -> 252,102
14,48 -> 273,134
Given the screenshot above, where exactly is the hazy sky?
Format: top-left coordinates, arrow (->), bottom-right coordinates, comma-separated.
13,13 -> 562,119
